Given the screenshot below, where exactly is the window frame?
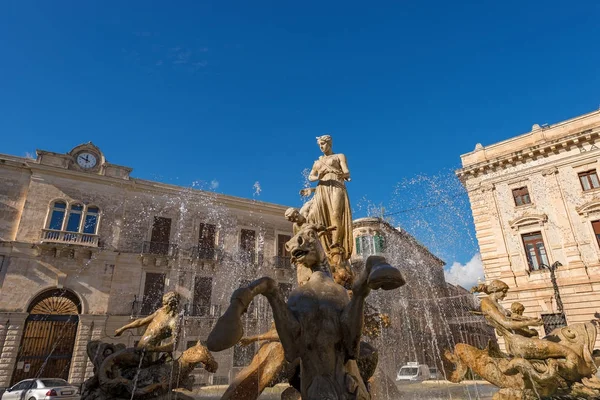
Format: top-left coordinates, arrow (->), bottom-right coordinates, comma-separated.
355,234 -> 385,257
139,271 -> 166,316
238,227 -> 257,263
233,341 -> 256,367
592,220 -> 600,250
44,200 -> 101,235
578,170 -> 600,191
512,186 -> 532,206
521,231 -> 550,271
191,276 -> 213,317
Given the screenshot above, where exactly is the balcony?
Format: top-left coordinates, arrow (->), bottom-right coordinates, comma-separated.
141,241 -> 178,257
239,250 -> 261,265
41,229 -> 99,247
273,256 -> 292,269
191,246 -> 221,261
188,304 -> 222,317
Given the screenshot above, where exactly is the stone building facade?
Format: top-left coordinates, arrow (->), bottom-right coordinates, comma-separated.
350,217 -> 495,374
0,143 -> 296,388
457,109 -> 600,347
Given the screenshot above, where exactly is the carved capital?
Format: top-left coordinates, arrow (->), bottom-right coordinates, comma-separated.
480,183 -> 495,193
541,167 -> 558,176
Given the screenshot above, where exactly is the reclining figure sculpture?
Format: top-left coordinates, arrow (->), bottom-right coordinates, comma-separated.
81,292 -> 217,400
443,279 -> 600,400
207,223 -> 405,400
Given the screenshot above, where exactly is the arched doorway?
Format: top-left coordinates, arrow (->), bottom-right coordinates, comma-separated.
11,289 -> 81,385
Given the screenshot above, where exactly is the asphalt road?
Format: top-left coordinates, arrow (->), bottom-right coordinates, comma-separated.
195,381 -> 499,399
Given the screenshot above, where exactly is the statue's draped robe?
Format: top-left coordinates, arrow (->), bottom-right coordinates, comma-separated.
309,153 -> 353,259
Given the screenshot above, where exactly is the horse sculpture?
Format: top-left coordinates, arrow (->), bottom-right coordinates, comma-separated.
207,223 -> 405,399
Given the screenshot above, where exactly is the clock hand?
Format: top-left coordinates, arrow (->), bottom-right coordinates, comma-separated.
84,155 -> 89,163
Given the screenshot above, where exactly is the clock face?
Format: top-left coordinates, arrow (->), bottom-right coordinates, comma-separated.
76,152 -> 97,169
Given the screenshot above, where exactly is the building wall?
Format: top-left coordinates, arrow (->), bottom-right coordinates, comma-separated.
351,218 -> 495,374
457,109 -> 600,348
0,144 -> 294,388
0,142 -> 491,388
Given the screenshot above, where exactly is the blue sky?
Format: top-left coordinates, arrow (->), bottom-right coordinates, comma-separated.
1,1 -> 599,286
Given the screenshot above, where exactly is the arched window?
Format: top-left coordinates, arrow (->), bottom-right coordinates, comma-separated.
43,201 -> 101,246
83,206 -> 99,234
47,201 -> 67,230
66,204 -> 84,232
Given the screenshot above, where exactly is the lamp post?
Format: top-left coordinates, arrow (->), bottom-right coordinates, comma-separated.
545,261 -> 564,313
540,261 -> 567,331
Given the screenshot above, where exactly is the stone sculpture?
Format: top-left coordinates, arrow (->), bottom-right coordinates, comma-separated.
443,279 -> 600,400
81,291 -> 217,400
114,291 -> 181,353
291,134 -> 355,288
219,324 -> 300,400
207,223 -> 405,399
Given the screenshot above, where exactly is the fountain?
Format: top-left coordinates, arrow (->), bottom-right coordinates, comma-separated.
80,292 -> 217,399
444,280 -> 600,400
206,135 -> 405,400
80,134 -> 600,400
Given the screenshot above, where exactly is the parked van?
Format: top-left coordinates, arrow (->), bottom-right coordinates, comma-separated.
428,367 -> 439,380
396,362 -> 430,382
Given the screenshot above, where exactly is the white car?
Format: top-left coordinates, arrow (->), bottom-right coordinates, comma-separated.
396,362 -> 430,382
1,378 -> 80,400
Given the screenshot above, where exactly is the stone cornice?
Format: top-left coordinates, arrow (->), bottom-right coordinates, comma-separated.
1,153 -> 290,217
456,126 -> 600,181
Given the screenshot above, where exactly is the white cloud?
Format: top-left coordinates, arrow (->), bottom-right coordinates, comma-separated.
210,179 -> 219,189
444,253 -> 484,290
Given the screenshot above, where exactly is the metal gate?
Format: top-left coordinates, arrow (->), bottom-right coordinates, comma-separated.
11,290 -> 80,385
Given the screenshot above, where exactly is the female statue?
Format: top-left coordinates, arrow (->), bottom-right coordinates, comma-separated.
444,280 -> 599,399
473,280 -> 594,381
306,135 -> 353,261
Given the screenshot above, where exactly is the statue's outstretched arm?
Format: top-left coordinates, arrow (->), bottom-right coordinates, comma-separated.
115,312 -> 157,336
239,327 -> 280,346
483,301 -> 542,330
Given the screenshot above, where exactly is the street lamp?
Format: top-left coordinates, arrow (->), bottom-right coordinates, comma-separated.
540,261 -> 567,331
543,261 -> 564,313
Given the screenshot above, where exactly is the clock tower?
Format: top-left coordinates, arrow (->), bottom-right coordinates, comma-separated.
34,142 -> 132,180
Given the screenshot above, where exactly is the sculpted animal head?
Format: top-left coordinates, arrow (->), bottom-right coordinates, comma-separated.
286,223 -> 330,274
545,322 -> 598,367
86,340 -> 126,370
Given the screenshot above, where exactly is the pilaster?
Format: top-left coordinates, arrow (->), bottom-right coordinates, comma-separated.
68,315 -> 107,384
0,313 -> 28,388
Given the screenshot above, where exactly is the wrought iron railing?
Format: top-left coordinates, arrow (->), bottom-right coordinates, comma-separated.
130,296 -> 144,318
190,305 -> 210,317
541,313 -> 567,334
188,304 -> 222,318
273,256 -> 292,269
141,241 -> 178,257
239,249 -> 256,264
41,229 -> 99,247
191,246 -> 221,261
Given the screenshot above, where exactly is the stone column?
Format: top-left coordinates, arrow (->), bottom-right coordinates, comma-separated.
0,313 -> 28,388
